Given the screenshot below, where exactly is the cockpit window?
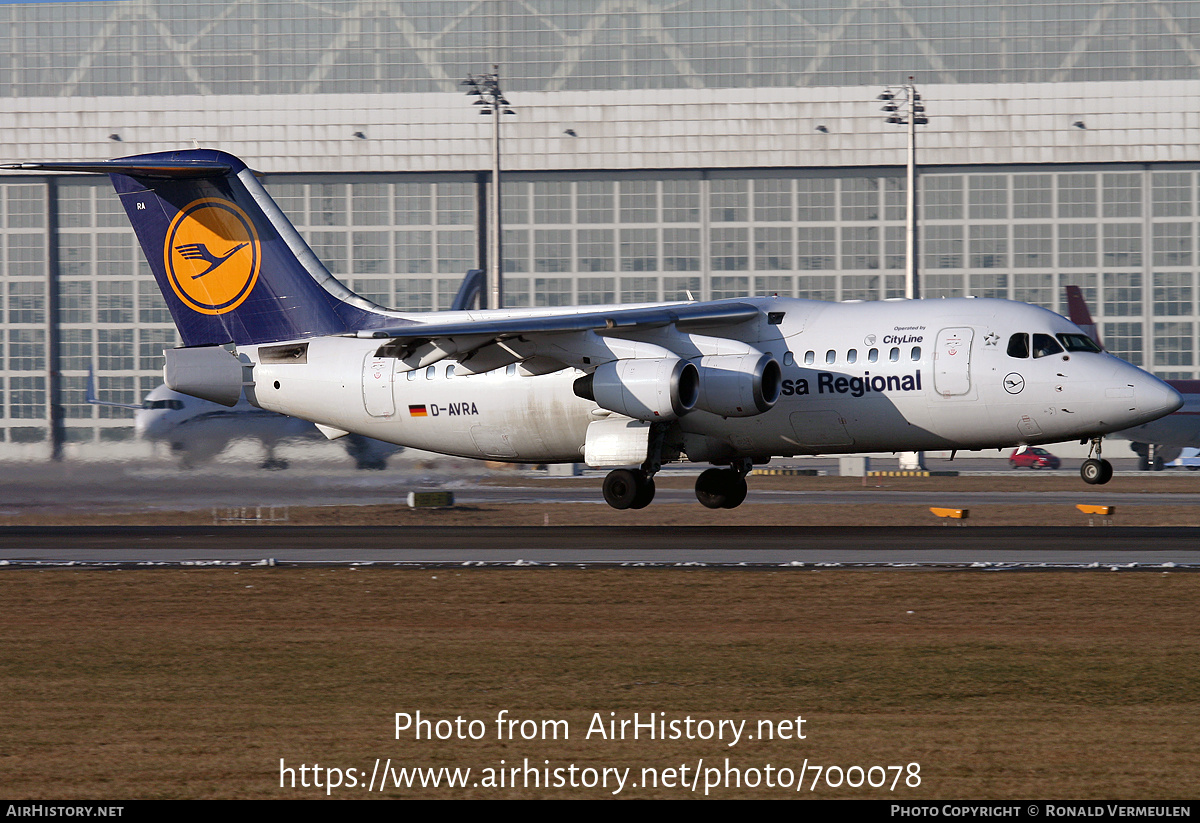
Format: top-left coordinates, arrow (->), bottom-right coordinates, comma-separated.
1032,333 -> 1064,358
1007,333 -> 1029,359
1057,333 -> 1102,353
143,399 -> 184,410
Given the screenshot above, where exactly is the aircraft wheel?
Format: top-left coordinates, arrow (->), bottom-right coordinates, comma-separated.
603,469 -> 642,510
1081,458 -> 1113,485
1153,455 -> 1165,472
1137,456 -> 1150,471
723,475 -> 748,509
630,476 -> 656,510
695,468 -> 748,509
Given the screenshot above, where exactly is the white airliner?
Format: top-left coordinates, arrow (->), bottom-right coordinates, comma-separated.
88,373 -> 401,470
1065,285 -> 1200,470
8,150 -> 1181,506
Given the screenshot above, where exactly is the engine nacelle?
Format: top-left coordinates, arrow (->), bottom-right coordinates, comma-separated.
574,357 -> 699,421
693,352 -> 782,417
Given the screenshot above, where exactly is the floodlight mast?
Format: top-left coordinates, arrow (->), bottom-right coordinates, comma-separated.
878,78 -> 928,301
878,79 -> 929,473
461,66 -> 515,311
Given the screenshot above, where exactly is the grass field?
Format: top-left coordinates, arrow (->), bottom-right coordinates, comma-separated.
4,567 -> 1199,799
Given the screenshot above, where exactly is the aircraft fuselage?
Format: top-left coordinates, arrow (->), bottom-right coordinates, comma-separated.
242,296 -> 1177,465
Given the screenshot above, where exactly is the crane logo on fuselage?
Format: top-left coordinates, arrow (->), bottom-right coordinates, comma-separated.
1003,373 -> 1025,394
164,198 -> 261,315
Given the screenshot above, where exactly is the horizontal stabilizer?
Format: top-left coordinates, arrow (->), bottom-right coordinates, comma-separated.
0,158 -> 232,179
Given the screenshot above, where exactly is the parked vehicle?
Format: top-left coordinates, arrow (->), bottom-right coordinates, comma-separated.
1009,446 -> 1061,470
1167,447 -> 1200,470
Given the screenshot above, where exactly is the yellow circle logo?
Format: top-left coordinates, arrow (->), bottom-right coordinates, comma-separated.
164,198 -> 260,315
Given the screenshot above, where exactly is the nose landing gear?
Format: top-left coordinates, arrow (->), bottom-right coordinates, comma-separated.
1080,438 -> 1113,485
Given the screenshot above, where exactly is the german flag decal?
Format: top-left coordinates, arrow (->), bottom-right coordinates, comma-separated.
408,405 -> 428,417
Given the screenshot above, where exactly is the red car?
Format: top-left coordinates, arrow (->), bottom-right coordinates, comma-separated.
1009,446 -> 1061,470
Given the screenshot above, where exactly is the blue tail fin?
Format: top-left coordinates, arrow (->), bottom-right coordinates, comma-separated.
18,150 -> 395,346
451,269 -> 486,311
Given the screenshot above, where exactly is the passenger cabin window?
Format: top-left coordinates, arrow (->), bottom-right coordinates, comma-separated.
783,351 -> 795,367
1032,333 -> 1063,358
406,369 -> 417,381
847,349 -> 857,364
446,365 -> 456,378
426,366 -> 436,379
911,346 -> 921,361
826,350 -> 836,364
889,347 -> 900,362
1007,333 -> 1030,359
868,348 -> 879,363
804,351 -> 815,365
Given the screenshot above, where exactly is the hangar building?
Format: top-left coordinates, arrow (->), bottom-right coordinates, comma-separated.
0,0 -> 1197,457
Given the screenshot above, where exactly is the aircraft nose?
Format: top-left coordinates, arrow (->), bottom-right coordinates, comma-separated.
1139,375 -> 1184,420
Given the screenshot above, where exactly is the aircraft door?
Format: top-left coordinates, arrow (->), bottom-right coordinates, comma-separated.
933,327 -> 973,397
362,354 -> 396,417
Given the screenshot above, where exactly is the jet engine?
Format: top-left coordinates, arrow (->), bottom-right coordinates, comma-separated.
573,357 -> 699,421
693,352 -> 782,417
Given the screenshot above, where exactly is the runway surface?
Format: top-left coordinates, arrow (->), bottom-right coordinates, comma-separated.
3,459 -> 1200,514
4,460 -> 1200,568
2,525 -> 1197,569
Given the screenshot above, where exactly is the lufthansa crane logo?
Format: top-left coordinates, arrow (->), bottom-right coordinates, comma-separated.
164,198 -> 260,315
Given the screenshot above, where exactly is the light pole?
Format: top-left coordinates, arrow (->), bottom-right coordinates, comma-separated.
878,78 -> 928,300
461,66 -> 514,311
879,79 -> 928,473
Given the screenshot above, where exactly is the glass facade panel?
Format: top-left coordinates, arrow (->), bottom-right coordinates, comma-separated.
1013,175 -> 1053,219
1154,322 -> 1194,368
1103,173 -> 1142,218
1153,173 -> 1192,218
1059,173 -> 1097,219
1153,223 -> 1192,267
1154,273 -> 1194,317
969,225 -> 1007,269
1104,272 -> 1143,316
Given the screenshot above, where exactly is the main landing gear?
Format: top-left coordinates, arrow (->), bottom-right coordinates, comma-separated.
598,422 -> 754,510
602,468 -> 656,510
1080,437 -> 1113,485
695,459 -> 752,509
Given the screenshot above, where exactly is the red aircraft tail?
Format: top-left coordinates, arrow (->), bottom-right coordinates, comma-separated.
1064,285 -> 1102,349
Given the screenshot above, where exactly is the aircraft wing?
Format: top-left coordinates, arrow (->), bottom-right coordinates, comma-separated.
356,300 -> 762,341
353,299 -> 767,375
